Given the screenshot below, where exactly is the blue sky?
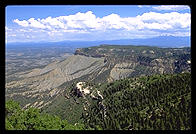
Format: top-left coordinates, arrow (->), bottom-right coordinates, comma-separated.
6,5 -> 191,43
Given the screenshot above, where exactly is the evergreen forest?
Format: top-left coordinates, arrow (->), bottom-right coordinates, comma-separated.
6,72 -> 191,130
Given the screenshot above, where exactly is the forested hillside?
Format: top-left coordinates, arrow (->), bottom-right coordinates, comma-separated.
82,72 -> 191,130
5,72 -> 191,130
5,100 -> 90,130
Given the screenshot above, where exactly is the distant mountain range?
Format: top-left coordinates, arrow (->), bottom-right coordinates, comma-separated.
7,36 -> 190,48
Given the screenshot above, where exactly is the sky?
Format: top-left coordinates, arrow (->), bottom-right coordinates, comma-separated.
5,5 -> 191,43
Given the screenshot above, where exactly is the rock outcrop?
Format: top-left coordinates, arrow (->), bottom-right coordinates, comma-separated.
6,45 -> 191,110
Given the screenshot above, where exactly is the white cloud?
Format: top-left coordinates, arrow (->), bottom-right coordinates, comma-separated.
14,18 -> 46,29
153,5 -> 190,11
13,11 -> 190,32
138,5 -> 151,8
137,12 -> 190,30
5,26 -> 12,31
41,16 -> 64,29
9,11 -> 190,42
28,18 -> 46,29
13,19 -> 29,27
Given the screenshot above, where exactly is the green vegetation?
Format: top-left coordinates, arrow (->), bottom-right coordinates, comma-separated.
6,44 -> 191,130
75,44 -> 190,59
5,100 -> 91,130
83,72 -> 191,130
5,72 -> 191,130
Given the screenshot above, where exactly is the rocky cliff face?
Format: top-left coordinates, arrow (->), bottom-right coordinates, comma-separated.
6,55 -> 106,109
6,45 -> 191,111
75,45 -> 190,77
